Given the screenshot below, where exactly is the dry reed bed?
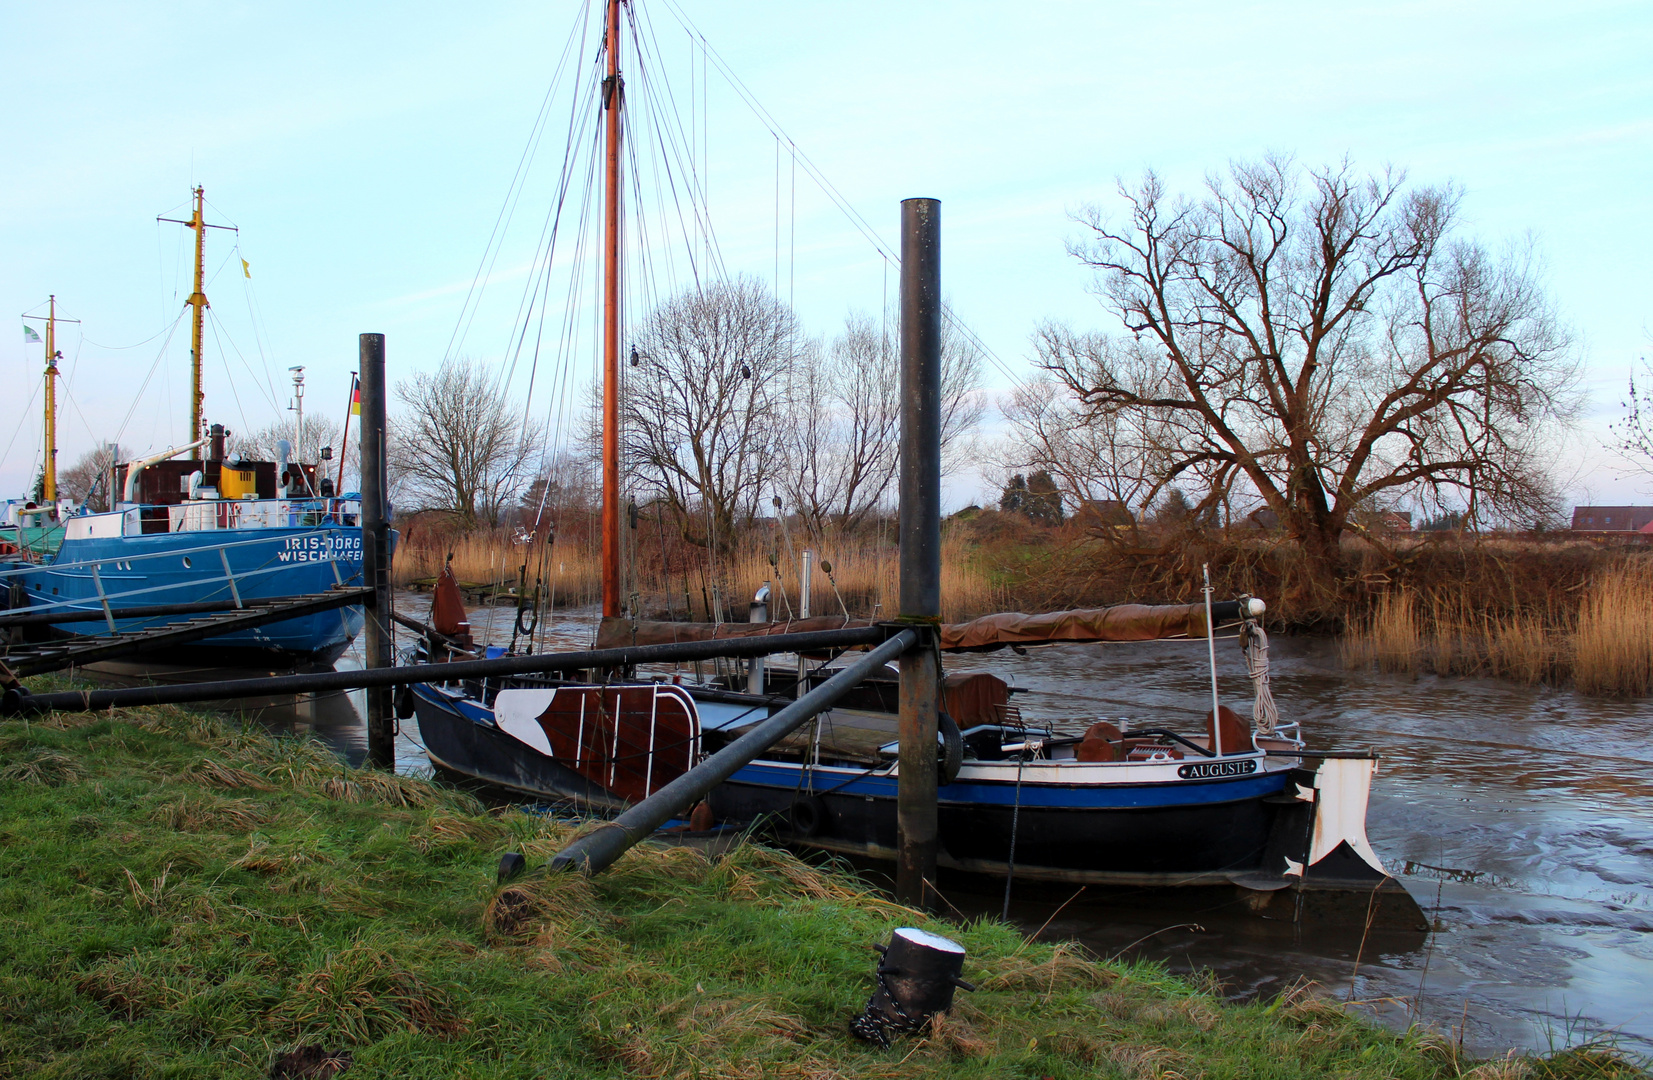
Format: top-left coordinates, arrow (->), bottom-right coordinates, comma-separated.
1341,560 -> 1653,696
393,523 -> 1007,623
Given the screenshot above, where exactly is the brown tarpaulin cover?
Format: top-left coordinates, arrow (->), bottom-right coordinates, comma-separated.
596,602 -> 1215,654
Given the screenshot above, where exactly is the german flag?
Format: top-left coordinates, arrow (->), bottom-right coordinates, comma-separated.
349,374 -> 361,416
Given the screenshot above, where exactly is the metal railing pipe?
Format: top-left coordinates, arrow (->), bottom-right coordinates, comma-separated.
549,627 -> 919,876
1,624 -> 894,716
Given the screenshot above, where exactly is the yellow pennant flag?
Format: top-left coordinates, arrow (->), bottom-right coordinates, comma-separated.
241,258 -> 252,279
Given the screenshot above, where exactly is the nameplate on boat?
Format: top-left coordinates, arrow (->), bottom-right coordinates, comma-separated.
1177,759 -> 1258,779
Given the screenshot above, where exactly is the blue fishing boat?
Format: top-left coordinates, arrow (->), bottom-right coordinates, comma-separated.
1,191 -> 373,668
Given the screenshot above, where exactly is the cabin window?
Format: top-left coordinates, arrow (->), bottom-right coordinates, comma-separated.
182,556 -> 193,569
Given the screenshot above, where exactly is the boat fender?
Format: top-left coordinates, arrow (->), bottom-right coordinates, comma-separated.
394,683 -> 417,721
938,711 -> 963,786
789,795 -> 827,838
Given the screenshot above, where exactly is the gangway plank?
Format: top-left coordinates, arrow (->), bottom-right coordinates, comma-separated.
0,587 -> 371,677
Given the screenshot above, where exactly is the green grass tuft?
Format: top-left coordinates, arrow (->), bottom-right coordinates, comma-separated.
0,698 -> 1646,1078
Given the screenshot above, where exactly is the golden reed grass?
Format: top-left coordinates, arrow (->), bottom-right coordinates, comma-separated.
392,522 -> 1007,623
1343,557 -> 1652,696
1575,562 -> 1653,696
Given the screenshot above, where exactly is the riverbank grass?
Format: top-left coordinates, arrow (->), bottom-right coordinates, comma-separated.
1,706 -> 1643,1079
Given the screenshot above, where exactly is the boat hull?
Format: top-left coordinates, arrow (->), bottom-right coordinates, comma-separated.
710,759 -> 1289,885
415,682 -> 1313,888
4,525 -> 368,666
413,683 -> 630,812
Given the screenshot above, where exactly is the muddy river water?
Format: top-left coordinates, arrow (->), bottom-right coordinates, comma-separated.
192,596 -> 1651,1058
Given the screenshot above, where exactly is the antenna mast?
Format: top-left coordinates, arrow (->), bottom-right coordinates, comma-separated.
600,0 -> 624,619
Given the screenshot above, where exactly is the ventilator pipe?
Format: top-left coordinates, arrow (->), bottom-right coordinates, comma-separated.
122,437 -> 208,505
276,439 -> 293,497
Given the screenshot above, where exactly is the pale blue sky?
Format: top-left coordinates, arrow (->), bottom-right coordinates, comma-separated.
3,0 -> 1649,507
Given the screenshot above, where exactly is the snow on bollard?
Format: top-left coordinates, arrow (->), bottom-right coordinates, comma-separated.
849,927 -> 976,1048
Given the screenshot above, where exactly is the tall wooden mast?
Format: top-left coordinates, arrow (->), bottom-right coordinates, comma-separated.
600,0 -> 624,618
187,186 -> 208,442
42,295 -> 59,503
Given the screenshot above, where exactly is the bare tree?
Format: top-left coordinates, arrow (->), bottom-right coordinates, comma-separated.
59,443 -> 128,511
1611,357 -> 1653,475
233,416 -> 353,483
391,358 -> 543,527
1036,156 -> 1577,578
623,277 -> 804,550
780,310 -> 985,536
1001,374 -> 1171,541
519,449 -> 598,527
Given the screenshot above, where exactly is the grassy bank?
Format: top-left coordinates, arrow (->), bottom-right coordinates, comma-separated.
3,706 -> 1636,1079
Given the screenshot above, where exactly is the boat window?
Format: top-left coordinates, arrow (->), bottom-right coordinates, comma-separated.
182,556 -> 193,568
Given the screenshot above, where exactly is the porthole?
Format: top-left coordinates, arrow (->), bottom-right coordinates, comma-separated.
182,556 -> 193,569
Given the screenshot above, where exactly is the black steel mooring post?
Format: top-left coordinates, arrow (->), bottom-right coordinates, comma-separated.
359,333 -> 394,769
896,197 -> 942,907
1,625 -> 892,716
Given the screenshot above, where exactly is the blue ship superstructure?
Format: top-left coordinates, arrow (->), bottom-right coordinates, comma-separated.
0,436 -> 375,667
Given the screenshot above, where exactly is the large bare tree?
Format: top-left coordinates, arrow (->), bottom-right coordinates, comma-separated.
391,358 -> 543,527
781,310 -> 985,536
622,277 -> 804,550
1033,156 -> 1576,576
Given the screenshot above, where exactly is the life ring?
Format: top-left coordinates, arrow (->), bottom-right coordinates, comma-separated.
789,795 -> 827,838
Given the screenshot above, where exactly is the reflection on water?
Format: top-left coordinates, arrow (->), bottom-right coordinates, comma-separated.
93,595 -> 1653,1057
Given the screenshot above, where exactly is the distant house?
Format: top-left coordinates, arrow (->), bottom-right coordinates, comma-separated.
1570,506 -> 1653,533
1379,510 -> 1414,532
1241,508 -> 1281,531
1076,499 -> 1134,529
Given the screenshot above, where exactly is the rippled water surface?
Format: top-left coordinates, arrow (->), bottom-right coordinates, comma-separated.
940,633 -> 1653,1058
141,594 -> 1651,1057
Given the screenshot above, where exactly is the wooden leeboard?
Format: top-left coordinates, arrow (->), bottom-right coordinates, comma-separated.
531,685 -> 700,803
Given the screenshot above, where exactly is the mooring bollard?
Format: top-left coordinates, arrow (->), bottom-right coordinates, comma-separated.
849,927 -> 975,1048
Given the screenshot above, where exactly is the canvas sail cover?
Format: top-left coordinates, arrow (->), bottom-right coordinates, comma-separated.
596,601 -> 1233,654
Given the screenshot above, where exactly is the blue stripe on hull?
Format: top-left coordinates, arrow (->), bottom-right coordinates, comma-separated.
726,760 -> 1287,809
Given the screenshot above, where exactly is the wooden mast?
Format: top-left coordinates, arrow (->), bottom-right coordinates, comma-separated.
42,295 -> 58,503
600,0 -> 624,618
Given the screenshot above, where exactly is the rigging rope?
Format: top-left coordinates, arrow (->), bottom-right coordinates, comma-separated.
1241,620 -> 1279,736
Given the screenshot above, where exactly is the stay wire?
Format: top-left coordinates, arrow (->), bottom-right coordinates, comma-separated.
447,0 -> 594,366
